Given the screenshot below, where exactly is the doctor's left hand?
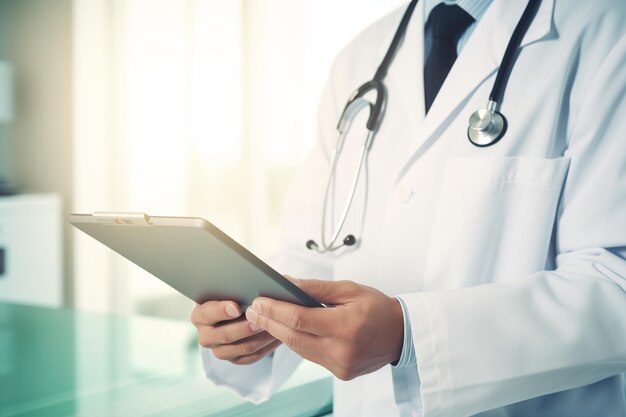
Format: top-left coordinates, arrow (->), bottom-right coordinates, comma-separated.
245,278 -> 404,381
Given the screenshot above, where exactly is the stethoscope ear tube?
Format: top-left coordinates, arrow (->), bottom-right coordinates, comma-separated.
307,0 -> 415,254
315,126 -> 372,253
337,98 -> 372,137
338,80 -> 387,133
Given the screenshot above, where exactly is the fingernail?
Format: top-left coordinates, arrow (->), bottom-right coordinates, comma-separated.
226,304 -> 240,318
246,307 -> 258,324
285,274 -> 300,283
251,300 -> 261,314
249,322 -> 261,332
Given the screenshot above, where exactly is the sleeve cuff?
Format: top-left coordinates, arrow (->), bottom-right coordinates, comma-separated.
400,291 -> 450,416
392,296 -> 418,367
201,343 -> 302,403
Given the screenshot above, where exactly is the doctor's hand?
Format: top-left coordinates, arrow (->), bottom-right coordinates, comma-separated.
191,301 -> 281,365
245,278 -> 404,381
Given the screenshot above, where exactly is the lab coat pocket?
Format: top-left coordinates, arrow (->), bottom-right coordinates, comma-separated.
423,156 -> 571,289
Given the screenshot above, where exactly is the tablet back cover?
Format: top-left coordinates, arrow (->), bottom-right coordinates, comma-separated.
69,213 -> 321,308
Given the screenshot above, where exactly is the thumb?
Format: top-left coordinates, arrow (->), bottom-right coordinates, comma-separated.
296,279 -> 357,304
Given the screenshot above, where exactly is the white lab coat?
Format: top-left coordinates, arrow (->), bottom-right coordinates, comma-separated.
202,0 -> 626,416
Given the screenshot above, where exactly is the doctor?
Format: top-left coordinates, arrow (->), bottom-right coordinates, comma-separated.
191,0 -> 626,415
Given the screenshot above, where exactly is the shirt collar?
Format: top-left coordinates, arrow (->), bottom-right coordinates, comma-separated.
423,0 -> 493,23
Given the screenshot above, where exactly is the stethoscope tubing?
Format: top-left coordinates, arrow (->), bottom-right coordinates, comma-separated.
373,0 -> 420,83
489,0 -> 542,104
308,0 -> 542,253
309,2 -> 418,253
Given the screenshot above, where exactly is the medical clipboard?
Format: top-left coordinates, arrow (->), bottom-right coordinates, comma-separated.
69,212 -> 323,309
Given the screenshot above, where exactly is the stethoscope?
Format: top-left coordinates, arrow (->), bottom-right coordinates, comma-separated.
307,0 -> 542,253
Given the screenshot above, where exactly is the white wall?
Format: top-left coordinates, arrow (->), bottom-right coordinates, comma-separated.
0,0 -> 74,306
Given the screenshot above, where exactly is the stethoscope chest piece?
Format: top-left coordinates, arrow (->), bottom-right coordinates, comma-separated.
467,101 -> 507,147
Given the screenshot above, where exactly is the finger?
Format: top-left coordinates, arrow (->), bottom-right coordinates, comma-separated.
283,274 -> 300,284
230,339 -> 283,365
191,301 -> 241,326
296,279 -> 359,304
246,305 -> 323,356
212,331 -> 277,361
245,307 -> 337,370
249,297 -> 339,336
198,318 -> 263,348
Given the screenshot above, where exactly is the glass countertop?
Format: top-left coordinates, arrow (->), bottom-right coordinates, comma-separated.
0,302 -> 332,417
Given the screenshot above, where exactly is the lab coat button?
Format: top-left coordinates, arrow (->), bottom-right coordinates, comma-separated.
394,183 -> 413,204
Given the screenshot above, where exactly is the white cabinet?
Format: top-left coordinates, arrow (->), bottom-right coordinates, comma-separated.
0,194 -> 63,307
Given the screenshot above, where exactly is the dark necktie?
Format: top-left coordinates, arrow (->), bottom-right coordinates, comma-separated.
424,3 -> 474,113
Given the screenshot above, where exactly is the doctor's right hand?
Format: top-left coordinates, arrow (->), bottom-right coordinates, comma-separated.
191,301 -> 282,365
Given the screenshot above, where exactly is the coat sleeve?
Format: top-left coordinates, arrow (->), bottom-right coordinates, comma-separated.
200,69 -> 338,402
399,33 -> 626,417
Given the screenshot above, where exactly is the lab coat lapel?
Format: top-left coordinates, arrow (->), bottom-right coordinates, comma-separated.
393,0 -> 556,183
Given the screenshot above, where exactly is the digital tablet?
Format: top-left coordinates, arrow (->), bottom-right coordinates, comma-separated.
69,212 -> 323,309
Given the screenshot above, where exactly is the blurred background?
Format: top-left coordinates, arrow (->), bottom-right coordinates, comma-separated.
0,0 -> 405,319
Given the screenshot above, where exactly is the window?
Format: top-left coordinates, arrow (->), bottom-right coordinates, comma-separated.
73,0 -> 405,315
